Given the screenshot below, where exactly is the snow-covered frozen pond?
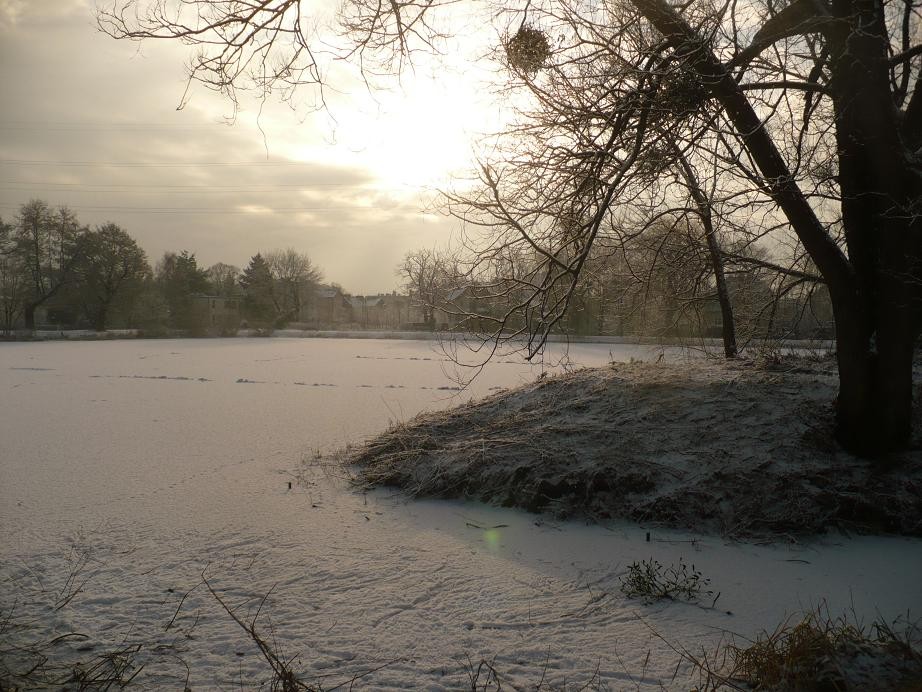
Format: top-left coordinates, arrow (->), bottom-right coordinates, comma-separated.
1,338 -> 920,689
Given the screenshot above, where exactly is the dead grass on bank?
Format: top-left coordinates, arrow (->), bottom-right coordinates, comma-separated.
662,605 -> 922,691
0,608 -> 152,691
730,611 -> 922,691
346,358 -> 922,539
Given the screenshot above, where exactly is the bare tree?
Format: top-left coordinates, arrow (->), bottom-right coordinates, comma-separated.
620,218 -> 712,337
100,1 -> 922,457
397,249 -> 457,328
667,151 -> 737,357
206,262 -> 241,297
0,218 -> 28,333
265,248 -> 323,325
75,223 -> 151,331
13,200 -> 87,331
448,0 -> 922,456
626,0 -> 922,457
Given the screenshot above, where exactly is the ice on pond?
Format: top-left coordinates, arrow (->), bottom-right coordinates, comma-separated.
1,337 -> 919,689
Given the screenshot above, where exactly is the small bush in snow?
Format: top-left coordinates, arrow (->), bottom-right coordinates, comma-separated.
619,557 -> 713,605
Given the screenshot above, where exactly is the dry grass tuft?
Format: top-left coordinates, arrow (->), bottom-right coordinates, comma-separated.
724,607 -> 922,691
646,605 -> 922,691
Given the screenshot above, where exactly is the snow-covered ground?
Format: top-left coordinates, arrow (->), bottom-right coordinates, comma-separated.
1,338 -> 920,689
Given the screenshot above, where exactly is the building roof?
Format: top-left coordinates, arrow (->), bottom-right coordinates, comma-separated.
445,286 -> 470,302
348,295 -> 388,308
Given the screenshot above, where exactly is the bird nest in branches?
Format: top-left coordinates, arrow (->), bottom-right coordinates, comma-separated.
656,72 -> 710,121
505,25 -> 551,73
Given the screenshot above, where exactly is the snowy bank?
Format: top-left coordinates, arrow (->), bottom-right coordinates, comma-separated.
349,357 -> 922,539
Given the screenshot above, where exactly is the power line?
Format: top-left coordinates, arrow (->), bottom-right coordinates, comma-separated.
0,180 -> 420,193
0,158 -> 322,168
0,179 -> 366,188
0,181 -> 385,193
0,120 -> 228,131
0,202 -> 415,215
0,119 -> 221,126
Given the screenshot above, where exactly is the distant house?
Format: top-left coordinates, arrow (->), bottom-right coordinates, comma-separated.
347,293 -> 417,329
431,286 -> 464,330
433,285 -> 491,331
302,285 -> 353,327
383,293 -> 418,328
698,298 -> 725,338
349,295 -> 385,328
774,285 -> 835,339
190,294 -> 241,333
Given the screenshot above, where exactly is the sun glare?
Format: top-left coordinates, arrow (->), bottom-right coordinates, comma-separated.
356,76 -> 496,190
277,59 -> 503,196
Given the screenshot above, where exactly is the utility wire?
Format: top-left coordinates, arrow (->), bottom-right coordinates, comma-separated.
0,202 -> 417,215
0,121 -> 230,131
0,158 -> 324,168
0,180 -> 410,192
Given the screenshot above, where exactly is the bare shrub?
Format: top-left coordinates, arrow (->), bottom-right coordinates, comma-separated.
619,558 -> 715,606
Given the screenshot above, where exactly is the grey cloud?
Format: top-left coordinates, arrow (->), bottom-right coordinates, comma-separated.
0,1 -> 456,294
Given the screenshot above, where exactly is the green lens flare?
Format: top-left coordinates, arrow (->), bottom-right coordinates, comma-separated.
484,528 -> 501,551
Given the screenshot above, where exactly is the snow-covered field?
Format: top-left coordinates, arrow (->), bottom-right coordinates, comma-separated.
1,338 -> 920,689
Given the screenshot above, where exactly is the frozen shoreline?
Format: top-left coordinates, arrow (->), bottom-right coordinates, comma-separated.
2,326 -> 835,352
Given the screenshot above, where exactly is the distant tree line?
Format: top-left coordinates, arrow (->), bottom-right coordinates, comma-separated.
396,229 -> 835,348
2,198 -> 830,343
0,199 -> 324,334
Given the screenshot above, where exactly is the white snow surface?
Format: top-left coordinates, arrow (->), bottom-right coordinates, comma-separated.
1,338 -> 920,690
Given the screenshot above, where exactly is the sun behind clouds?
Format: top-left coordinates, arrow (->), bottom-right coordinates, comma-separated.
269,34 -> 505,194
355,75 -> 498,190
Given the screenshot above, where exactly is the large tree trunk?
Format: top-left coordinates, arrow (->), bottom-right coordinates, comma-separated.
675,152 -> 737,358
826,0 -> 922,457
23,302 -> 36,331
829,206 -> 919,457
833,300 -> 915,457
707,232 -> 737,359
93,308 -> 108,332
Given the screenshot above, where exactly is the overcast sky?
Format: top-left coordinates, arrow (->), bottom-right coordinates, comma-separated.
0,0 -> 503,294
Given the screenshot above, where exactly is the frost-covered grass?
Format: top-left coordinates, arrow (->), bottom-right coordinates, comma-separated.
1,339 -> 920,689
349,357 -> 922,538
